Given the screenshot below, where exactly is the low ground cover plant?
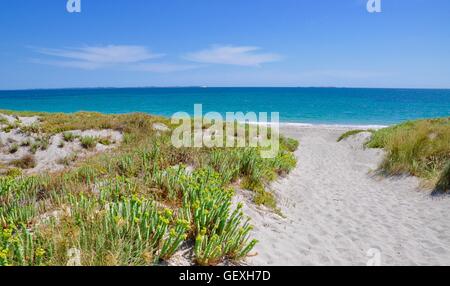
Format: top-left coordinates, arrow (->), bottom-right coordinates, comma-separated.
0,110 -> 298,265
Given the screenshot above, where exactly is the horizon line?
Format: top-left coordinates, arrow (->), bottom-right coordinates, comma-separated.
1,85 -> 450,92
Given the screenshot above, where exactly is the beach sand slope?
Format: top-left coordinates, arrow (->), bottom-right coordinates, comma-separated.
242,125 -> 450,266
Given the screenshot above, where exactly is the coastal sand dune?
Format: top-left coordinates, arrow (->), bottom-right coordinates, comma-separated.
241,125 -> 450,266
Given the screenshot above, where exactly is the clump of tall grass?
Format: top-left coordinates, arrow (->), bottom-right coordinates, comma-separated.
280,136 -> 300,152
20,123 -> 41,135
62,132 -> 76,142
367,118 -> 450,186
2,123 -> 18,133
12,154 -> 36,169
20,139 -> 32,147
80,136 -> 97,149
435,161 -> 450,193
337,129 -> 374,142
57,153 -> 78,167
8,144 -> 19,154
33,135 -> 51,151
0,116 -> 8,125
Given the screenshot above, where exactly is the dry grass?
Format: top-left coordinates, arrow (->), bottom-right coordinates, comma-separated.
11,154 -> 36,169
337,129 -> 374,142
367,117 -> 450,189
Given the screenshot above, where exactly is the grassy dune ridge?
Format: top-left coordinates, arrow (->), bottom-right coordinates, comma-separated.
0,111 -> 298,266
364,117 -> 450,191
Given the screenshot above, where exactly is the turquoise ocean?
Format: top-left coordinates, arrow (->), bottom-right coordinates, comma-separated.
0,87 -> 449,126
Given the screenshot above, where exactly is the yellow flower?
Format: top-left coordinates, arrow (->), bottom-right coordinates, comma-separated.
35,248 -> 46,258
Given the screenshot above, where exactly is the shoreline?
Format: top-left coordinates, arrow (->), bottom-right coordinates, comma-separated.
280,122 -> 388,130
247,121 -> 389,130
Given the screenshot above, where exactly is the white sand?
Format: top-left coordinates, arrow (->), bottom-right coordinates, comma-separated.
0,118 -> 123,174
241,125 -> 450,266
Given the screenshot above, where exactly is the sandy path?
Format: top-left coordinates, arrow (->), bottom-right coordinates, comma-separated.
243,126 -> 450,266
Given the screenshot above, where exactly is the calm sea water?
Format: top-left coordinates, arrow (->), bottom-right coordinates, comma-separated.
0,87 -> 449,125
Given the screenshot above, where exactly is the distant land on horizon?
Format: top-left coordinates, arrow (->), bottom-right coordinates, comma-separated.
2,86 -> 450,92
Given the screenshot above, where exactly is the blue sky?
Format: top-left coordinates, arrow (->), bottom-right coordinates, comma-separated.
0,0 -> 449,89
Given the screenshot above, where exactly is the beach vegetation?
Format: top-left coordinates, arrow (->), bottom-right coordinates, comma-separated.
80,136 -> 97,149
280,136 -> 300,152
5,168 -> 23,178
20,123 -> 41,135
35,135 -> 51,151
337,129 -> 374,142
367,117 -> 450,189
11,154 -> 36,169
20,139 -> 32,147
434,161 -> 450,193
98,137 -> 112,146
2,124 -> 16,133
62,132 -> 76,142
0,116 -> 8,125
0,110 -> 297,265
8,144 -> 19,154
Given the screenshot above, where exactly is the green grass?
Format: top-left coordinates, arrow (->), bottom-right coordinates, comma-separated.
8,144 -> 19,154
20,123 -> 41,135
0,116 -> 8,125
366,117 -> 450,190
80,136 -> 97,149
0,110 -> 298,266
435,161 -> 450,193
337,129 -> 374,142
62,132 -> 76,142
280,136 -> 300,152
98,137 -> 112,146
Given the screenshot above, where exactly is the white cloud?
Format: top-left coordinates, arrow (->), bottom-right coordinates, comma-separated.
132,63 -> 202,73
184,45 -> 281,66
31,45 -> 204,73
34,45 -> 164,69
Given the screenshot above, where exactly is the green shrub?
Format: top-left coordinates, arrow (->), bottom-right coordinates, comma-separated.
280,136 -> 299,152
180,169 -> 258,265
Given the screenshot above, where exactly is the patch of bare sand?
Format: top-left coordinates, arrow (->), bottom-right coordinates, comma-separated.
0,115 -> 123,174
